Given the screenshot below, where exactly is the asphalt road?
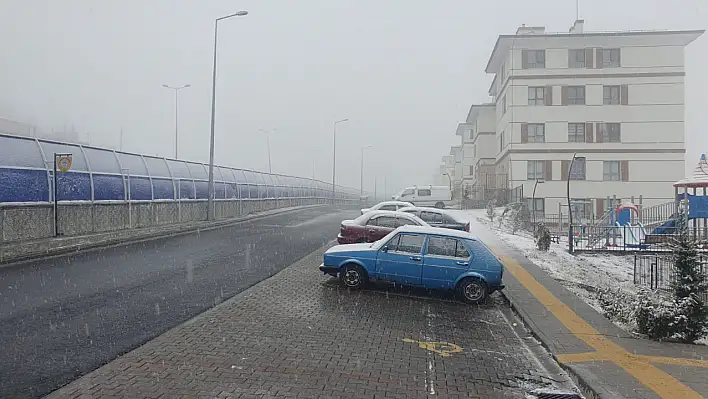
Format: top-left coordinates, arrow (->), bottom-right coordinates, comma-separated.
0,206 -> 359,399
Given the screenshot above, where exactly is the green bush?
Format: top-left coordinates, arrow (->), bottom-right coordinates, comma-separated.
536,223 -> 551,251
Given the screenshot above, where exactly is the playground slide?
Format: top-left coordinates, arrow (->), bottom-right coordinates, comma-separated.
652,215 -> 678,235
617,222 -> 648,247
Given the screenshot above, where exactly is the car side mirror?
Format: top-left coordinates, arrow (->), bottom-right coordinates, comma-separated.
381,246 -> 389,253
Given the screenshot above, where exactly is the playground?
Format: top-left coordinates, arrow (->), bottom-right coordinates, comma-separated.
572,154 -> 708,252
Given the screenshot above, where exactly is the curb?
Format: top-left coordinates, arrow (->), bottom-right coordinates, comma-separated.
500,287 -> 610,399
0,204 -> 328,268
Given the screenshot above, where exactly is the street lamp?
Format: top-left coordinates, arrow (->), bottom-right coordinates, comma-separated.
258,128 -> 276,174
162,84 -> 191,158
207,10 -> 248,221
532,179 -> 544,227
360,145 -> 372,197
331,118 -> 349,202
566,153 -> 585,252
443,172 -> 452,192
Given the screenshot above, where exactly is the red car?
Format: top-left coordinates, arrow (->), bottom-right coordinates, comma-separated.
337,210 -> 429,244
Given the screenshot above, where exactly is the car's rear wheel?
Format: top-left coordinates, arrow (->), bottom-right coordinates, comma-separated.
457,278 -> 488,304
434,202 -> 445,209
339,264 -> 367,290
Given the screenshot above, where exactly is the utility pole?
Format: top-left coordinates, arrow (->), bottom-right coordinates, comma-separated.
119,127 -> 124,151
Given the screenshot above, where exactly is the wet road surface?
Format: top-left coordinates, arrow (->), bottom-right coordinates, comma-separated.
0,206 -> 358,399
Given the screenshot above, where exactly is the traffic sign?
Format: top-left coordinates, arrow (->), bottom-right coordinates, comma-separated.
56,154 -> 72,172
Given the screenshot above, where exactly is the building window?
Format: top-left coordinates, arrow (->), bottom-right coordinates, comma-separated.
570,198 -> 589,219
528,124 -> 545,143
602,48 -> 621,68
500,63 -> 506,83
568,49 -> 586,68
469,165 -> 474,176
527,161 -> 544,180
567,86 -> 585,105
499,134 -> 504,153
602,123 -> 621,142
501,95 -> 507,114
603,161 -> 621,181
569,158 -> 586,180
528,87 -> 545,105
568,123 -> 585,142
522,50 -> 546,69
603,86 -> 621,105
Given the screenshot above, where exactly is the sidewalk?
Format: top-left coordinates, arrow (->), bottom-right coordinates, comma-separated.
468,220 -> 708,398
0,204 -> 322,266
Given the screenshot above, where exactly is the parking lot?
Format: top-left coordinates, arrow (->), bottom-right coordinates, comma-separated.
47,241 -> 576,399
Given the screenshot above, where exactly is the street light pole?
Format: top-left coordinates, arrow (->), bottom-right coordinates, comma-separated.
207,10 -> 248,221
566,153 -> 582,252
360,145 -> 372,197
258,128 -> 275,174
532,179 -> 544,228
331,118 -> 348,202
162,84 -> 191,158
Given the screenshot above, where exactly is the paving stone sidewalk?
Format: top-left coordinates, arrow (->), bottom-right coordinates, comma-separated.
46,245 -> 578,399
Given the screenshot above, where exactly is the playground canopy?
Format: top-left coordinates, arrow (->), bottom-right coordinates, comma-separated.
674,153 -> 708,188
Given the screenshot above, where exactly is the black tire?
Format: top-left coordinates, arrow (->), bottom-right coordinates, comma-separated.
434,202 -> 445,209
457,278 -> 488,304
339,264 -> 368,290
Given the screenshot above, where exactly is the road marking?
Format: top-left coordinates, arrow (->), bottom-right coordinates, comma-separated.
495,253 -> 704,399
558,352 -> 708,368
402,338 -> 463,357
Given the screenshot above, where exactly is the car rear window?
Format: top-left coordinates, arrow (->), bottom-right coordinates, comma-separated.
379,205 -> 396,211
427,237 -> 470,259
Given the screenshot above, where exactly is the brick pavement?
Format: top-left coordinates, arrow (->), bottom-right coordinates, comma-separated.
46,245 -> 579,399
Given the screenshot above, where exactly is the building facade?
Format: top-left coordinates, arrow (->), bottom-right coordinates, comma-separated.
480,20 -> 703,219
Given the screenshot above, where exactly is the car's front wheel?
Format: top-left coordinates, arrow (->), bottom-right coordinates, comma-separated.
434,201 -> 445,208
339,264 -> 367,290
457,278 -> 488,304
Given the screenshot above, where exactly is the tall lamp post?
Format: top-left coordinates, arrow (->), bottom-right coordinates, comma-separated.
258,128 -> 276,173
162,84 -> 191,158
360,145 -> 372,197
207,10 -> 248,221
566,153 -> 584,252
443,172 -> 452,193
331,118 -> 349,202
531,179 -> 544,227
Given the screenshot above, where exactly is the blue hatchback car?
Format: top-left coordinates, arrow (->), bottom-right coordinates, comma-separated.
320,225 -> 504,304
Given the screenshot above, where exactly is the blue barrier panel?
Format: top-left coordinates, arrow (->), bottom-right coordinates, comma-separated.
152,178 -> 174,200
178,180 -> 195,199
92,174 -> 125,201
129,176 -> 153,201
194,181 -> 209,199
0,169 -> 49,202
56,172 -> 91,201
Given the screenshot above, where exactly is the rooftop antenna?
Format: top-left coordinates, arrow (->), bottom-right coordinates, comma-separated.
576,0 -> 580,20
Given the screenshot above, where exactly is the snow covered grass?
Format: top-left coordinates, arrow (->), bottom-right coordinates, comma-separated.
451,208 -> 708,344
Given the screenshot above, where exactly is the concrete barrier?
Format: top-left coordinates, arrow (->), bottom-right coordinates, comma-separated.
0,198 -> 357,244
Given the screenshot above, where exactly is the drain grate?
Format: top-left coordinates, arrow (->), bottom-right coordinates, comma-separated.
529,389 -> 583,399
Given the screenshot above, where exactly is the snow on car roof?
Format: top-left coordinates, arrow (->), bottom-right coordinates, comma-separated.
359,210 -> 429,223
393,224 -> 477,240
398,206 -> 468,222
375,201 -> 413,206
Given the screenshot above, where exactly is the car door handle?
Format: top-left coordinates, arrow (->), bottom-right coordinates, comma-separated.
368,229 -> 377,233
456,261 -> 469,266
409,256 -> 422,261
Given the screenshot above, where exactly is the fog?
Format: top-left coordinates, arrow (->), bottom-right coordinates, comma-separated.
1,0 -> 706,195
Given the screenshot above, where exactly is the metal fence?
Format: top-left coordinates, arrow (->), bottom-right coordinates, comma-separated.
634,254 -> 708,302
570,224 -> 708,252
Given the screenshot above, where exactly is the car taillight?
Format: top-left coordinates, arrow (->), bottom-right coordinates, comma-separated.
465,222 -> 470,232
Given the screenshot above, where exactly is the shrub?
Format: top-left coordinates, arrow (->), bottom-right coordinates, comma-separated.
536,222 -> 551,251
513,204 -> 530,235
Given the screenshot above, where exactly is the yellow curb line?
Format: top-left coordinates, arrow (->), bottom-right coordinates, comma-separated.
495,253 -> 704,399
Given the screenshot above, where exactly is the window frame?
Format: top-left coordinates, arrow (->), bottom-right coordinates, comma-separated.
567,86 -> 586,105
527,86 -> 545,105
523,50 -> 546,69
567,123 -> 586,143
602,123 -> 621,142
527,123 -> 545,143
527,160 -> 544,180
603,161 -> 621,181
526,197 -> 545,217
568,49 -> 586,68
417,189 -> 432,197
603,85 -> 621,105
426,236 -> 470,259
569,157 -> 586,180
602,48 -> 621,68
389,234 -> 425,255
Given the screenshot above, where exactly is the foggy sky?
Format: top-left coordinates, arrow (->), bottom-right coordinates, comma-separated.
1,0 -> 706,195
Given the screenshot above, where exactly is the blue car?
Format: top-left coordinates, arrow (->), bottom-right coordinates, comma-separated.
320,225 -> 504,304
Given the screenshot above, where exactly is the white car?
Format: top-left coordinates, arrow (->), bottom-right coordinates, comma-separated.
361,201 -> 414,215
392,185 -> 453,208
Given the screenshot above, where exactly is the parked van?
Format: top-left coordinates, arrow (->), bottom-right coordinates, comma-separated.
392,185 -> 453,208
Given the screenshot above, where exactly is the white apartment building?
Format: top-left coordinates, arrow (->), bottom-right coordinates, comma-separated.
485,20 -> 703,219
457,104 -> 497,200
449,146 -> 463,197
